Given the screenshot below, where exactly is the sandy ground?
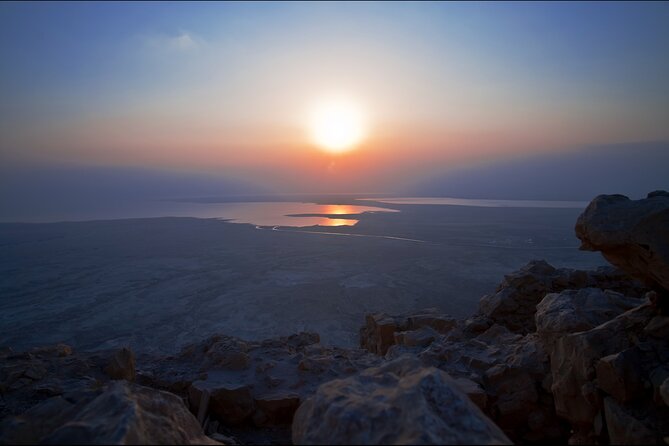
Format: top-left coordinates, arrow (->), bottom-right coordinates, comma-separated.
0,201 -> 606,353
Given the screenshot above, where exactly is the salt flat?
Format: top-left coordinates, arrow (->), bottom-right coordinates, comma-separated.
0,200 -> 606,353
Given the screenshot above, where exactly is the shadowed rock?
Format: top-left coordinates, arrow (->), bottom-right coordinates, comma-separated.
104,347 -> 136,381
0,381 -> 219,444
292,356 -> 511,445
547,301 -> 669,443
141,331 -> 381,430
535,288 -> 642,346
359,308 -> 457,355
479,260 -> 646,334
575,191 -> 669,300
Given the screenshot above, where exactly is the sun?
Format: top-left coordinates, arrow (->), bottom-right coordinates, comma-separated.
309,99 -> 366,154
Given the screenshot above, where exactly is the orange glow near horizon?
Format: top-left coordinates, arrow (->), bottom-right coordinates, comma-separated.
314,205 -> 362,226
322,204 -> 357,215
317,217 -> 357,226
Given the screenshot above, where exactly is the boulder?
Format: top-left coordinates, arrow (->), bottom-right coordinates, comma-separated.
478,260 -> 559,333
0,381 -> 219,444
548,303 -> 656,442
387,322 -> 564,443
104,347 -> 136,381
660,377 -> 669,406
252,392 -> 301,426
596,349 -> 644,404
603,397 -> 660,445
189,379 -> 254,425
30,344 -> 73,358
479,261 -> 646,334
649,367 -> 669,406
453,377 -> 487,410
360,309 -> 456,355
535,288 -> 641,346
575,192 -> 669,298
644,314 -> 669,338
141,331 -> 380,430
292,357 -> 511,445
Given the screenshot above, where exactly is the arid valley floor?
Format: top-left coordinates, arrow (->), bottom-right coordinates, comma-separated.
0,199 -> 606,353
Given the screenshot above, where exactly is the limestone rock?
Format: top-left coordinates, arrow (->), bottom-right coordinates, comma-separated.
454,377 -> 487,410
479,261 -> 646,334
644,315 -> 669,338
142,331 -> 380,429
189,379 -> 254,425
660,377 -> 669,406
30,344 -> 73,358
388,322 -> 564,443
360,308 -> 456,355
535,288 -> 641,346
394,326 -> 438,349
0,381 -> 219,444
575,192 -> 669,297
603,397 -> 659,445
292,357 -> 511,445
596,349 -> 644,404
360,313 -> 403,355
252,392 -> 301,426
104,347 -> 136,381
549,303 -> 656,440
478,260 -> 558,333
649,367 -> 669,406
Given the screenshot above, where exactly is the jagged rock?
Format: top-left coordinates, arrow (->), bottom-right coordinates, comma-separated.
30,344 -> 73,358
180,335 -> 251,371
360,313 -> 405,355
596,349 -> 644,404
575,192 -> 669,298
644,315 -> 669,338
454,377 -> 487,410
189,379 -> 254,425
549,303 -> 656,442
649,367 -> 669,406
388,323 -> 565,443
479,261 -> 646,334
464,315 -> 493,335
210,432 -> 238,444
104,347 -> 136,381
603,397 -> 660,445
394,326 -> 438,348
535,288 -> 641,346
252,392 -> 301,426
360,308 -> 456,355
292,356 -> 511,445
141,331 -> 381,429
478,260 -> 559,334
0,381 -> 219,444
660,377 -> 669,406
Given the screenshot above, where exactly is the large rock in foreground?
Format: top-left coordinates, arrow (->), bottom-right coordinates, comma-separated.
575,191 -> 669,297
292,357 -> 511,445
0,381 -> 219,445
548,301 -> 669,444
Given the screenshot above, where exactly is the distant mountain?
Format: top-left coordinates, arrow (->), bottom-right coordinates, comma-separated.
406,141 -> 669,200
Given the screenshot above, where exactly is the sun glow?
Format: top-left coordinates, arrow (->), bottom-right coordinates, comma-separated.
309,99 -> 366,154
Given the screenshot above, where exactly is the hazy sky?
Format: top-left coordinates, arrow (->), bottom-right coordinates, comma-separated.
1,1 -> 668,193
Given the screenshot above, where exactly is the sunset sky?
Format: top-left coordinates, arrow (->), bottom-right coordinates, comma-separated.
1,2 -> 668,193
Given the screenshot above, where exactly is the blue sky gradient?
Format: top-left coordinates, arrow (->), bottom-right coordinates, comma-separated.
1,1 -> 667,194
